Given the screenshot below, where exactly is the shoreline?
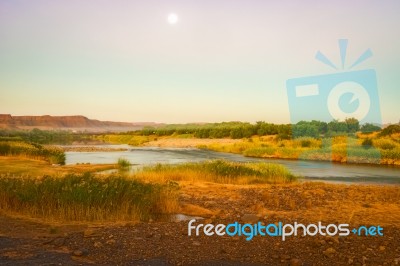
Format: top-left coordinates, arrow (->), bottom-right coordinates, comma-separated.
136,137 -> 400,167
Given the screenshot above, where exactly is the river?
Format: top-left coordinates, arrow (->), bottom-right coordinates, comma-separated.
65,145 -> 400,185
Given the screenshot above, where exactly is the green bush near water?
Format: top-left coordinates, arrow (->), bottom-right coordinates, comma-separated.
117,157 -> 131,170
0,141 -> 65,165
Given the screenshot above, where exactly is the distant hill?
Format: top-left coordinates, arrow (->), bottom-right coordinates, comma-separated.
0,114 -> 162,132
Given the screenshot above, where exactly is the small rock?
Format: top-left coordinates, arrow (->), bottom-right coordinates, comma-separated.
83,229 -> 96,238
290,258 -> 302,266
348,258 -> 353,264
362,256 -> 368,264
72,250 -> 85,256
379,246 -> 386,251
394,258 -> 399,265
53,238 -> 65,247
106,239 -> 116,245
192,241 -> 201,246
323,247 -> 336,257
241,214 -> 259,223
93,241 -> 102,248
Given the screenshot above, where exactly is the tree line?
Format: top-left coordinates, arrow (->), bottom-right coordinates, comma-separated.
134,119 -> 382,139
0,129 -> 90,144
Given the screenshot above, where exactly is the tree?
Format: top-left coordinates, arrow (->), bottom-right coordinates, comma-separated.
292,123 -> 319,138
360,123 -> 381,133
328,120 -> 347,133
345,118 -> 360,133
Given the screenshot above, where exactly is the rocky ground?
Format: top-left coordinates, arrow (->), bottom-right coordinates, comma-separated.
1,182 -> 399,265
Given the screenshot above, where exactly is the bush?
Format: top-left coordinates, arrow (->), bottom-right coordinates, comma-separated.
362,138 -> 373,148
379,125 -> 400,137
373,139 -> 398,150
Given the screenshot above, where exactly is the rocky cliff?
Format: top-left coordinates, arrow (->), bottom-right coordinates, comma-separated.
0,114 -> 158,132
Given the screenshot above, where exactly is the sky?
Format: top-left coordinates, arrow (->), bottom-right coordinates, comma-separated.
0,0 -> 399,124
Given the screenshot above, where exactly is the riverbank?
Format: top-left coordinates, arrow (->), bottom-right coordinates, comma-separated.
1,180 -> 399,265
137,136 -> 400,166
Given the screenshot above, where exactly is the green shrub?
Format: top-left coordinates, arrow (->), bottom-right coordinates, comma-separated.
362,138 -> 373,148
117,157 -> 131,169
0,141 -> 65,165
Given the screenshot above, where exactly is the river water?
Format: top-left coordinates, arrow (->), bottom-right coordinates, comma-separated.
65,145 -> 400,185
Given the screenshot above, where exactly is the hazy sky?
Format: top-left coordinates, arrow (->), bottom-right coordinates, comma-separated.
0,0 -> 399,123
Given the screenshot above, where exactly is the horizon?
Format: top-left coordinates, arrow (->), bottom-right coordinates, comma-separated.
1,0 -> 400,124
1,113 -> 396,126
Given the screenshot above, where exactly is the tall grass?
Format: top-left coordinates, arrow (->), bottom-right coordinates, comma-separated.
0,141 -> 65,165
137,160 -> 297,184
0,173 -> 178,221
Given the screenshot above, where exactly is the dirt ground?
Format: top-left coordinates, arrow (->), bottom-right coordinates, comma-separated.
1,181 -> 399,265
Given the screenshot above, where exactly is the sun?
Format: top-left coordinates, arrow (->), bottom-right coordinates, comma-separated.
167,13 -> 178,24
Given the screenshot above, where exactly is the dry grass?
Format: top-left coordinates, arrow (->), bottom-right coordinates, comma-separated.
0,173 -> 179,222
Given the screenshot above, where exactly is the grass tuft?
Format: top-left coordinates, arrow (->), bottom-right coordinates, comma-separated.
117,157 -> 131,170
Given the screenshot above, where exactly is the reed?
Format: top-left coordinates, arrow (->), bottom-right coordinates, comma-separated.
0,173 -> 179,222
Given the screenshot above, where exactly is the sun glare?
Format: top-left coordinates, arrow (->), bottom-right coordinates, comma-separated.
167,13 -> 178,24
